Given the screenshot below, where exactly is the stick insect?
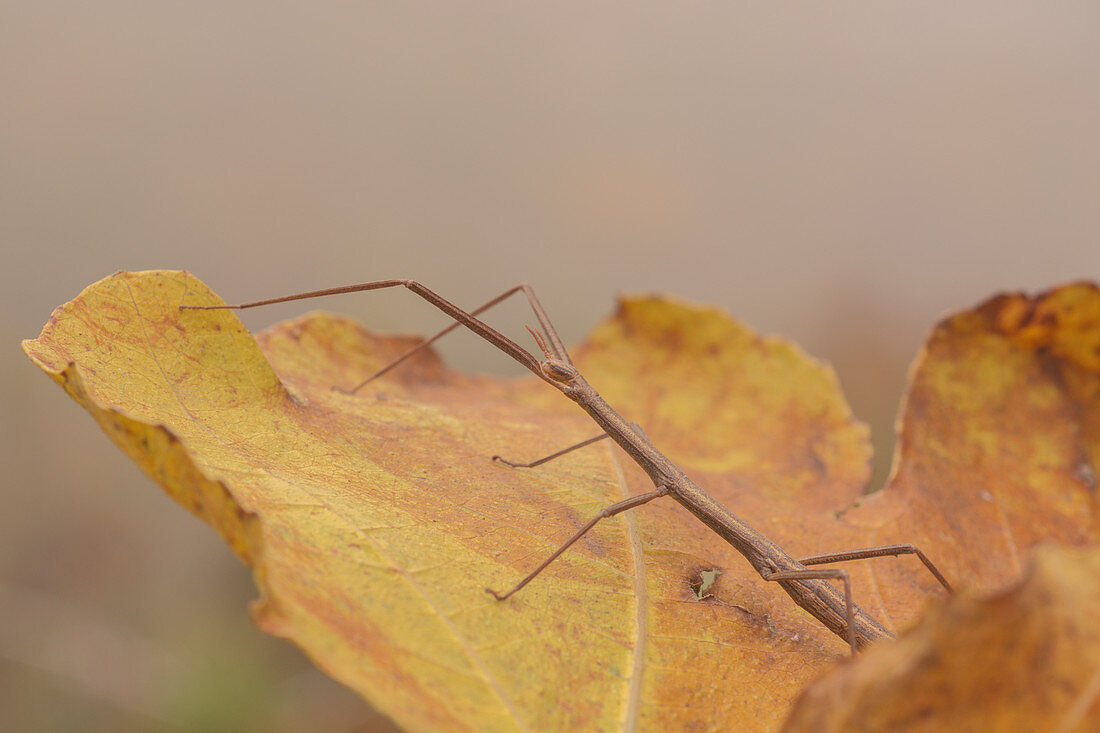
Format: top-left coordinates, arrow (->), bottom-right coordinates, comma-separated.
183,280 -> 952,654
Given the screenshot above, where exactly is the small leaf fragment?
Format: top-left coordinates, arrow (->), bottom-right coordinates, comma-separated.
782,544 -> 1100,733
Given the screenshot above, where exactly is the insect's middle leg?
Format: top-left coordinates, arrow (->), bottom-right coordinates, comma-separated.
487,485 -> 669,601
492,422 -> 647,468
492,433 -> 611,468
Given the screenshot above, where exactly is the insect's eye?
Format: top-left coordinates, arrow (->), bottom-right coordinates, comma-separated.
542,360 -> 577,383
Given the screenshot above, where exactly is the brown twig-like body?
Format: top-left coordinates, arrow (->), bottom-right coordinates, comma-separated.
183,280 -> 951,653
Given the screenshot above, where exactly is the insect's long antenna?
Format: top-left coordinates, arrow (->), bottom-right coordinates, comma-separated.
341,284 -> 565,392
181,279 -> 549,383
526,325 -> 553,359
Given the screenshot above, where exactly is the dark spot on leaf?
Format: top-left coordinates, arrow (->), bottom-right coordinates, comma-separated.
1075,460 -> 1097,491
689,568 -> 722,601
730,604 -> 775,635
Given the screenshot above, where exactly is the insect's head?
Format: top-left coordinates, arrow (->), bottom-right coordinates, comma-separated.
540,358 -> 578,384
526,324 -> 580,387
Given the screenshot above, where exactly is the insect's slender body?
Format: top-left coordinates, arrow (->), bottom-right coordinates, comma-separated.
183,279 -> 947,653
551,362 -> 891,649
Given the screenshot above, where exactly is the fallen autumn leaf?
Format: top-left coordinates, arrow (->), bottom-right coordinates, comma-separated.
22,271 -> 1100,731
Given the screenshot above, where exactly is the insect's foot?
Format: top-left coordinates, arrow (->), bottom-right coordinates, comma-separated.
485,587 -> 506,601
333,372 -> 383,395
332,379 -> 375,395
491,455 -> 517,467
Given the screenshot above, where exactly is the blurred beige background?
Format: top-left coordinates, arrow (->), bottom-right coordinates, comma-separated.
4,3 -> 1099,731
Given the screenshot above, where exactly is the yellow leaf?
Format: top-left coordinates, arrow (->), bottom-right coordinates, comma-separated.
22,272 -> 1100,731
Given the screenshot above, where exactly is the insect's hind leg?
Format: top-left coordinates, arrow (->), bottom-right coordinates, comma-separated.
341,283 -> 569,393
763,567 -> 857,656
798,544 -> 952,592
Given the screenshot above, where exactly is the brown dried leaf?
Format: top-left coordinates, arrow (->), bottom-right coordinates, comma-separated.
782,545 -> 1100,732
835,284 -> 1100,628
780,283 -> 1100,731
